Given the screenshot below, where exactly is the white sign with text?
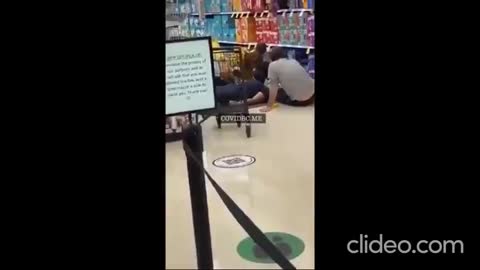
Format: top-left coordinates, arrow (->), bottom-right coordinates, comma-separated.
166,38 -> 215,115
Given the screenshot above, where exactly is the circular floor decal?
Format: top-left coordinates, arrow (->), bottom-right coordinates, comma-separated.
237,232 -> 305,263
212,155 -> 256,168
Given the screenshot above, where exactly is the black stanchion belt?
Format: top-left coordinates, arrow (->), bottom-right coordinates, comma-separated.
183,143 -> 297,270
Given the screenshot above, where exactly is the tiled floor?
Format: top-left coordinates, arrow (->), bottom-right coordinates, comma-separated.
166,105 -> 315,269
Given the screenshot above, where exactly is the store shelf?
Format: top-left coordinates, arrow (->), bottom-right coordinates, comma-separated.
190,11 -> 238,15
218,40 -> 314,50
190,9 -> 314,16
276,8 -> 314,14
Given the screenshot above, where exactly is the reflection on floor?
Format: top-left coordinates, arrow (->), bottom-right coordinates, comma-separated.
166,105 -> 315,269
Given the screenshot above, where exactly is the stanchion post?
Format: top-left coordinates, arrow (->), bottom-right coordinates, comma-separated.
182,123 -> 214,269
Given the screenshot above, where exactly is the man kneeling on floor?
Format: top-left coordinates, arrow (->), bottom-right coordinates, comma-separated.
249,47 -> 315,112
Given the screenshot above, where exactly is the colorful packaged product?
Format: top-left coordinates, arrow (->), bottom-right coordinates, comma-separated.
307,32 -> 315,47
176,0 -> 192,13
270,30 -> 279,44
233,0 -> 242,11
256,31 -> 264,43
298,29 -> 307,46
253,0 -> 266,12
269,16 -> 279,32
191,0 -> 200,13
263,31 -> 270,43
288,13 -> 298,30
288,0 -> 302,8
307,54 -> 315,78
241,0 -> 254,11
235,19 -> 243,42
240,17 -> 257,42
204,0 -> 211,12
211,0 -> 222,12
255,17 -> 264,31
221,0 -> 233,12
307,15 -> 315,33
297,12 -> 309,29
279,29 -> 291,44
229,28 -> 236,41
308,0 -> 314,9
290,29 -> 299,45
269,0 -> 279,13
277,14 -> 289,30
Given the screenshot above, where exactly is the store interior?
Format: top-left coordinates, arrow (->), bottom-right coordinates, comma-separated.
166,1 -> 315,269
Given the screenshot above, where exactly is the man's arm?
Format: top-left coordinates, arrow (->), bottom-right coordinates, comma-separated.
266,84 -> 278,108
261,63 -> 279,112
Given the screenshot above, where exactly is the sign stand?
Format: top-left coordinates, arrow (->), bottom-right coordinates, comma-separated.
182,123 -> 213,269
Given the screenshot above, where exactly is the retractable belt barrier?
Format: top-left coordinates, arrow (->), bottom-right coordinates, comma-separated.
182,124 -> 297,270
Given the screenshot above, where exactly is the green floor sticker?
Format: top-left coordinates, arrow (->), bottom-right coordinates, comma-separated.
237,232 -> 305,263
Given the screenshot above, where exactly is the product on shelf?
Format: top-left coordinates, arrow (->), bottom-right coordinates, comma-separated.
221,15 -> 236,41
206,17 -> 220,40
233,0 -> 242,11
307,54 -> 315,78
308,0 -> 314,9
287,0 -> 305,9
269,16 -> 279,32
300,29 -> 308,46
307,32 -> 314,47
297,12 -> 309,28
307,15 -> 314,32
287,0 -> 295,9
270,0 -> 279,13
253,0 -> 266,12
254,15 -> 279,44
269,16 -> 280,43
191,0 -> 200,13
235,19 -> 242,42
177,18 -> 191,37
205,0 -> 221,13
307,15 -> 314,46
279,29 -> 291,45
255,17 -> 265,43
189,1 -> 315,48
277,13 -> 289,30
177,0 -> 208,14
236,17 -> 257,43
176,0 -> 192,13
294,12 -> 309,46
221,0 -> 233,12
188,16 -> 208,37
241,0 -> 255,11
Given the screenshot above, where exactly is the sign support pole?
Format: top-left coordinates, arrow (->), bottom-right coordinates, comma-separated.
182,123 -> 214,269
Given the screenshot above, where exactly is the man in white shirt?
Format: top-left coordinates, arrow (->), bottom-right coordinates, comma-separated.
250,47 -> 315,112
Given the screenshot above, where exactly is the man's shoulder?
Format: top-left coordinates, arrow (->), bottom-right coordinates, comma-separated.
268,60 -> 281,70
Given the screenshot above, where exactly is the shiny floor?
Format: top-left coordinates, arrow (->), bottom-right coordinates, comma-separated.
166,105 -> 315,269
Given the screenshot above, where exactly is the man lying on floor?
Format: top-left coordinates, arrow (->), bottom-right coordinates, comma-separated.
215,78 -> 269,106
215,43 -> 270,106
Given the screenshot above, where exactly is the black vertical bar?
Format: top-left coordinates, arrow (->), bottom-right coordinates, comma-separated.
182,124 -> 214,269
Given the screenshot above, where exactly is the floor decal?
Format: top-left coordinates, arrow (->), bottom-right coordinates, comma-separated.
212,155 -> 256,168
237,232 -> 305,263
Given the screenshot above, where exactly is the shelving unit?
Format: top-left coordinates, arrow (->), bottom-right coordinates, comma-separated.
189,8 -> 314,16
218,40 -> 314,51
166,1 -> 315,50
